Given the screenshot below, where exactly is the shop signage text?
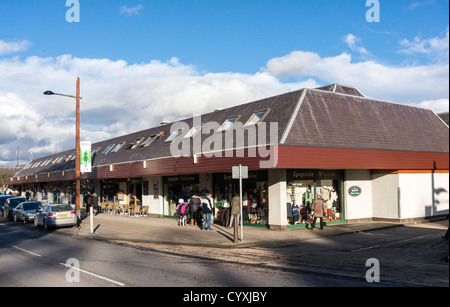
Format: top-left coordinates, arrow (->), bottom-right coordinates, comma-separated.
287,169 -> 343,181
348,186 -> 362,197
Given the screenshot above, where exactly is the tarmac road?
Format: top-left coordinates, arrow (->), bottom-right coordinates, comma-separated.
117,220 -> 449,287
1,216 -> 448,287
0,218 -> 412,288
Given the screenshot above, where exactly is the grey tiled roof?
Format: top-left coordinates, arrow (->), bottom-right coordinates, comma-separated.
15,84 -> 449,178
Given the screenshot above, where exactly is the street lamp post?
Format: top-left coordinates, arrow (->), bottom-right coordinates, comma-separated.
44,77 -> 83,223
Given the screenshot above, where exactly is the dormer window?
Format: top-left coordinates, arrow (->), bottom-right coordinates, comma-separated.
217,116 -> 239,132
244,109 -> 270,126
165,129 -> 183,142
126,137 -> 145,150
101,144 -> 115,155
183,126 -> 201,139
111,142 -> 125,153
91,148 -> 100,157
140,136 -> 156,147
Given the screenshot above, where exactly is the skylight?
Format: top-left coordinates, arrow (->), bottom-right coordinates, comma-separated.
217,116 -> 239,132
165,129 -> 183,142
111,142 -> 125,153
101,144 -> 115,155
244,109 -> 269,126
140,136 -> 156,147
126,137 -> 145,150
183,126 -> 201,139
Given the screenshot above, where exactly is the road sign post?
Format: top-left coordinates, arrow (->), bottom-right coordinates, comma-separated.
232,165 -> 248,242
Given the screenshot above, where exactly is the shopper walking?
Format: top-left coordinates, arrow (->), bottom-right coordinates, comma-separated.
228,193 -> 240,228
310,195 -> 326,230
201,189 -> 213,231
189,192 -> 201,226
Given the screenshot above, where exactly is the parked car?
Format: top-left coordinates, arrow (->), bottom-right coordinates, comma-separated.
0,195 -> 14,215
13,201 -> 43,223
34,204 -> 77,229
3,197 -> 27,220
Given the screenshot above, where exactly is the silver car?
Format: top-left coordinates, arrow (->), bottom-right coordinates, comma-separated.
34,204 -> 77,229
13,201 -> 43,223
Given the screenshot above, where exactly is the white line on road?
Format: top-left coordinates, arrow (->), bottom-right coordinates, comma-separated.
11,245 -> 42,257
59,263 -> 126,286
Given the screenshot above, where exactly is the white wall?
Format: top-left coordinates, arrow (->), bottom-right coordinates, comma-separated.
268,169 -> 287,229
372,173 -> 399,219
344,170 -> 373,221
141,176 -> 163,215
399,172 -> 449,219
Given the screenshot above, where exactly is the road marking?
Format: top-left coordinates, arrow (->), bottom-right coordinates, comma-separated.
349,234 -> 433,252
59,263 -> 126,286
11,245 -> 42,257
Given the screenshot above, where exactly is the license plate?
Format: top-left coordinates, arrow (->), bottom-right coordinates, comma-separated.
58,214 -> 69,217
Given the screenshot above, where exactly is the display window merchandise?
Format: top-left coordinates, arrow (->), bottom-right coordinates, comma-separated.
286,170 -> 343,228
213,171 -> 269,227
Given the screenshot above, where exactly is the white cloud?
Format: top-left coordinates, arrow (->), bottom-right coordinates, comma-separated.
0,54 -> 313,165
412,98 -> 450,114
343,34 -> 369,55
264,50 -> 448,103
399,27 -> 449,60
0,29 -> 448,166
120,5 -> 143,16
0,39 -> 31,55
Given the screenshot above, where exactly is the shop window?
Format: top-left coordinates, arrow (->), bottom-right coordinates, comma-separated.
101,144 -> 115,155
217,116 -> 239,132
286,171 -> 343,227
165,129 -> 183,142
244,109 -> 270,126
183,126 -> 201,139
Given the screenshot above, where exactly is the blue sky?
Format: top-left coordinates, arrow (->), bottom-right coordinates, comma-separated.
0,0 -> 449,165
1,0 -> 448,71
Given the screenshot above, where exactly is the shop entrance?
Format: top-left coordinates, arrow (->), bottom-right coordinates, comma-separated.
163,174 -> 199,216
287,169 -> 344,227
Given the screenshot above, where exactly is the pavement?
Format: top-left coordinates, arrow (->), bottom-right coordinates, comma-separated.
72,210 -> 447,248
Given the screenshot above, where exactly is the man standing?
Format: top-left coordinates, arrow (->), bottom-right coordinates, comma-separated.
201,189 -> 213,231
310,195 -> 326,230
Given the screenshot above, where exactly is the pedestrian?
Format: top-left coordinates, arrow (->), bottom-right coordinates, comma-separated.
25,190 -> 31,201
92,192 -> 99,215
201,189 -> 213,231
189,192 -> 201,226
310,195 -> 326,230
228,193 -> 240,228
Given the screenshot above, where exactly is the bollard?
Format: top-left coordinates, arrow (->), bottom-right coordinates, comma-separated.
234,214 -> 238,244
90,206 -> 94,234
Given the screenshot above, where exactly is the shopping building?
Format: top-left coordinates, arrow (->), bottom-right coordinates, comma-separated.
10,84 -> 449,229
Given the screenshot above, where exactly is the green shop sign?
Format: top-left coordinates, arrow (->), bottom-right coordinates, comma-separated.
348,186 -> 362,197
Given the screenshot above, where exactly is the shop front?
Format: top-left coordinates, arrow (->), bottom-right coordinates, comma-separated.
286,169 -> 345,228
213,170 -> 268,227
163,174 -> 199,216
